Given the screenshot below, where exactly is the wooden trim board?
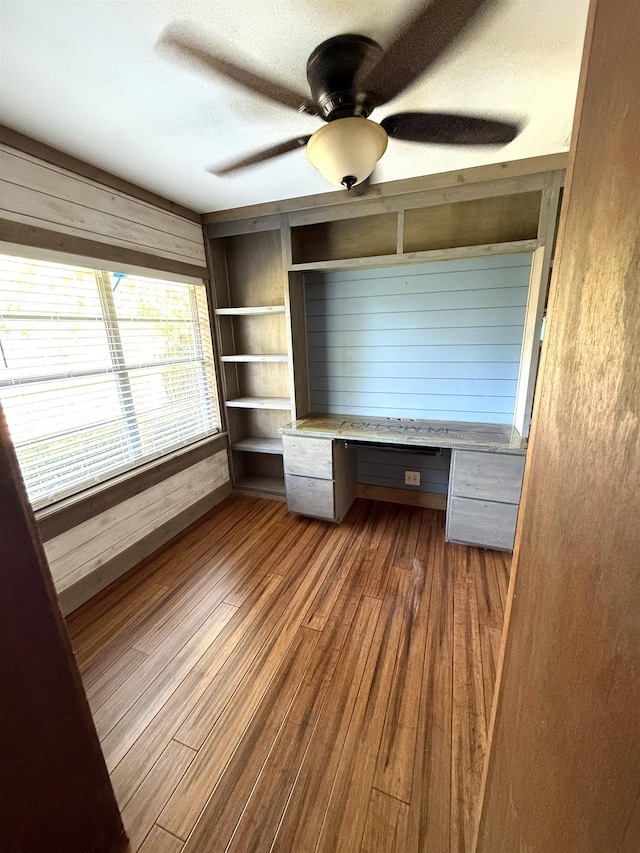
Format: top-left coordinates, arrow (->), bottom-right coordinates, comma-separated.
0,219 -> 209,280
287,238 -> 540,273
202,153 -> 569,224
287,175 -> 547,228
512,245 -> 546,437
514,171 -> 564,436
204,177 -> 552,237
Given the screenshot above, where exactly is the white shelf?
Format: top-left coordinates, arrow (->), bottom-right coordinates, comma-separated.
225,396 -> 291,410
220,354 -> 289,363
215,305 -> 285,316
235,475 -> 286,497
231,437 -> 284,455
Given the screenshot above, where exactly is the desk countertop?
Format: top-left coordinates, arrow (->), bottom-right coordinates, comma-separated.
280,413 -> 527,454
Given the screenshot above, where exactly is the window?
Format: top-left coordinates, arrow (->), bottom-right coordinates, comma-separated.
0,252 -> 220,510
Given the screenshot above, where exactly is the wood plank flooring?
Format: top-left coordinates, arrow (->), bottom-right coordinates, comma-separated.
66,494 -> 510,853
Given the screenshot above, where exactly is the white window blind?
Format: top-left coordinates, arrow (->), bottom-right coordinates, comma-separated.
0,253 -> 220,509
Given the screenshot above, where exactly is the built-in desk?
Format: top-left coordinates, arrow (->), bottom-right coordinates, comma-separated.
279,414 -> 527,551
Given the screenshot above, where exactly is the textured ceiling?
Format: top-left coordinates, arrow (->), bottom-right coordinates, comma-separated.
0,1 -> 589,213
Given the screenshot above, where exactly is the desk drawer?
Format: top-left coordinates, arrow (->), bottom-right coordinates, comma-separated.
283,435 -> 334,479
285,474 -> 335,520
451,450 -> 525,504
447,496 -> 519,551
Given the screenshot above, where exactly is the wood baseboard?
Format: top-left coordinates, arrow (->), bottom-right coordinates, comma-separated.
356,483 -> 447,511
58,480 -> 232,615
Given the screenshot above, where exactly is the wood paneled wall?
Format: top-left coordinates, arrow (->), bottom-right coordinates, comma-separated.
47,451 -> 231,615
476,0 -> 640,849
306,254 -> 532,424
0,143 -> 206,270
0,403 -> 126,853
0,132 -> 233,615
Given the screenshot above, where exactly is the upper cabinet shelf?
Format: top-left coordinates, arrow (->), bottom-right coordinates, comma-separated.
215,305 -> 285,315
289,191 -> 542,267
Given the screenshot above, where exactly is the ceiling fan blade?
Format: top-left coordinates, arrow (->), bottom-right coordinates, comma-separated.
158,23 -> 313,112
359,0 -> 496,107
209,136 -> 311,176
381,112 -> 520,145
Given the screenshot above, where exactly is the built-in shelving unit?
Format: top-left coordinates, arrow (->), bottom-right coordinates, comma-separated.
208,228 -> 303,499
205,160 -> 565,501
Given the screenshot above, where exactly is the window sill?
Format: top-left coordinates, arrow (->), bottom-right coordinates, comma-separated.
36,431 -> 229,542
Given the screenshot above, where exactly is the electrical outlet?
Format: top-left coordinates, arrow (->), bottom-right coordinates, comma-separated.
405,470 -> 420,486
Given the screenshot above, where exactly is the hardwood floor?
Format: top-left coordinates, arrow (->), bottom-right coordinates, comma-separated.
67,494 -> 509,853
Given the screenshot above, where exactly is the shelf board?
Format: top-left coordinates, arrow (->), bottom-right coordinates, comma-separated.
231,437 -> 284,455
220,354 -> 289,363
225,396 -> 291,410
288,239 -> 540,273
215,305 -> 285,316
234,475 -> 286,497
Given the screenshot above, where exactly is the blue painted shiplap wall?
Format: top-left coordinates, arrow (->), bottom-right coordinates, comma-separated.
305,253 -> 532,425
357,447 -> 452,495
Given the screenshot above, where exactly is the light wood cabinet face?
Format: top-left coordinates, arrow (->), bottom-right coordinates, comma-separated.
447,449 -> 525,551
447,496 -> 519,551
284,474 -> 335,520
282,435 -> 333,479
450,451 -> 525,505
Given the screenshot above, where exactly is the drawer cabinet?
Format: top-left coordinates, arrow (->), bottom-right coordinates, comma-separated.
284,474 -> 334,520
283,435 -> 356,522
447,496 -> 519,551
450,450 -> 525,504
446,450 -> 525,551
282,435 -> 333,479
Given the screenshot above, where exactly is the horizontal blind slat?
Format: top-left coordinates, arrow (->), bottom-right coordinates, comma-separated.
0,252 -> 219,508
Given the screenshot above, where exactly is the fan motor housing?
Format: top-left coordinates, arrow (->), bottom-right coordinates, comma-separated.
306,34 -> 383,121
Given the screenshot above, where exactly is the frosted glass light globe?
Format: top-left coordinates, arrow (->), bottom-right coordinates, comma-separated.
306,117 -> 388,188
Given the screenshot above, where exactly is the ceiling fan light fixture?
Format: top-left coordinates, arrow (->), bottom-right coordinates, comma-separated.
306,117 -> 388,188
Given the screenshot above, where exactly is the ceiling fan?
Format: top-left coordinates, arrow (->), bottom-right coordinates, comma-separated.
158,0 -> 521,190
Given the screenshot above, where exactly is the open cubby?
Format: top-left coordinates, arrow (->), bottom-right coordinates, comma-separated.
225,313 -> 287,355
226,407 -> 289,441
291,212 -> 398,263
214,230 -> 285,307
403,191 -> 542,253
231,450 -> 286,497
